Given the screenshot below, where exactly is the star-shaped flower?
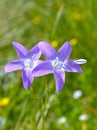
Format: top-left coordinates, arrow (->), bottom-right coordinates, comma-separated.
5,42 -> 42,89
32,41 -> 87,92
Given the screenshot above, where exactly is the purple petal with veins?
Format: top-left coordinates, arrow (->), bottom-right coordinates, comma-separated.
54,71 -> 65,92
22,70 -> 34,89
38,41 -> 57,59
58,41 -> 72,61
5,60 -> 22,72
64,60 -> 82,73
29,45 -> 42,59
12,42 -> 28,58
32,60 -> 53,77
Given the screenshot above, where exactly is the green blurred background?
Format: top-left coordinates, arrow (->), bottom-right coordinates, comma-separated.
0,0 -> 97,130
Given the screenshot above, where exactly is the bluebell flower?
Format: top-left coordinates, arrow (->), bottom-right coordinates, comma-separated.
5,42 -> 42,89
32,41 -> 87,92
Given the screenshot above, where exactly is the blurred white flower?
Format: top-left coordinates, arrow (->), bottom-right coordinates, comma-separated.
73,90 -> 82,99
57,117 -> 67,124
0,116 -> 6,129
79,114 -> 89,121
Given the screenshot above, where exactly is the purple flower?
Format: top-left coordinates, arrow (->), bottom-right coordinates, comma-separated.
4,42 -> 42,89
32,41 -> 87,92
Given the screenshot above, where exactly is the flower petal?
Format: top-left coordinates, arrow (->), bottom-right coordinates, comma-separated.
29,45 -> 42,59
74,59 -> 87,64
38,41 -> 57,59
58,41 -> 72,61
22,70 -> 34,89
32,60 -> 53,77
64,60 -> 82,73
54,71 -> 65,92
4,60 -> 22,73
12,42 -> 28,58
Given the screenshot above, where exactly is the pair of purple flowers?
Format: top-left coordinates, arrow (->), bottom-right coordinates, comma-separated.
5,41 -> 87,92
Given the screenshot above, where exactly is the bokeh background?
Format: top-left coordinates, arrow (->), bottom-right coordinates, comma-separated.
0,0 -> 97,130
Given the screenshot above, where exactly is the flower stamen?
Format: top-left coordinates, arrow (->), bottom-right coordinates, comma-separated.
24,59 -> 34,69
52,57 -> 63,70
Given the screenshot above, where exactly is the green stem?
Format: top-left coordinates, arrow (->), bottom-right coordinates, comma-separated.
31,87 -> 38,130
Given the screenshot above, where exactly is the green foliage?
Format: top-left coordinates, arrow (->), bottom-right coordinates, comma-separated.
0,0 -> 97,129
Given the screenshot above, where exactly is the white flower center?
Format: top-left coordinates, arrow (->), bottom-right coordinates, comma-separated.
51,57 -> 63,70
24,59 -> 34,70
